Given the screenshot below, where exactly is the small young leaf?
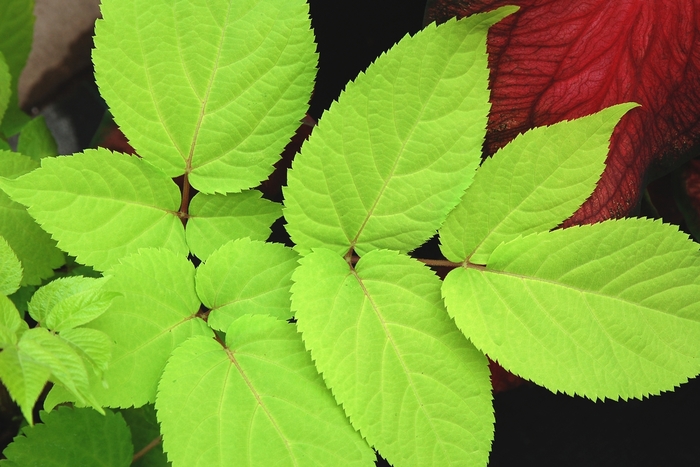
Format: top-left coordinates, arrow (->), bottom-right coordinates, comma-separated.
284,8 -> 516,256
439,103 -> 637,264
1,406 -> 133,467
0,52 -> 10,127
0,0 -> 33,137
442,218 -> 700,400
0,150 -> 64,285
28,276 -> 116,331
47,248 -> 212,408
17,115 -> 58,160
0,235 -> 21,296
0,345 -> 50,424
196,238 -> 299,330
291,249 -> 494,467
156,314 -> 375,467
94,0 -> 317,193
186,191 -> 282,261
18,327 -> 102,412
0,149 -> 188,271
0,295 -> 27,346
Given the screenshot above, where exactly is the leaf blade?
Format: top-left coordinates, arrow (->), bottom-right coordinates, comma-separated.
196,238 -> 299,330
156,315 -> 374,467
0,149 -> 187,271
291,249 -> 494,467
284,9 -> 516,256
443,218 -> 700,400
94,0 -> 317,193
0,150 -> 64,285
186,191 -> 282,261
46,248 -> 212,409
439,103 -> 637,263
2,406 -> 133,467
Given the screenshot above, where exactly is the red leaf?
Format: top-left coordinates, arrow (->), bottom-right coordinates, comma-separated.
425,0 -> 700,225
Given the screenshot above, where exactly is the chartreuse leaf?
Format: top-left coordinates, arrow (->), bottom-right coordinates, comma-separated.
0,148 -> 187,271
284,8 -> 516,257
0,0 -> 32,137
186,191 -> 282,261
0,295 -> 27,346
0,235 -> 21,296
1,406 -> 133,467
0,343 -> 49,424
0,150 -> 64,285
59,328 -> 113,377
439,103 -> 638,264
46,248 -> 212,409
119,405 -> 170,467
196,238 -> 298,330
19,328 -> 103,412
28,277 -> 117,331
443,218 -> 700,400
94,0 -> 317,194
156,314 -> 374,467
291,249 -> 494,467
17,115 -> 58,160
0,52 -> 10,127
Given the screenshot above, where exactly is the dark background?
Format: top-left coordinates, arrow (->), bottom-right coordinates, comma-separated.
35,1 -> 700,466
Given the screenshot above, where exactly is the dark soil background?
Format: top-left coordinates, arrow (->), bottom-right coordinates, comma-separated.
21,0 -> 700,466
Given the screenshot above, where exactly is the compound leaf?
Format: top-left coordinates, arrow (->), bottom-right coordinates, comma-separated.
0,150 -> 64,285
443,218 -> 700,400
186,191 -> 282,261
196,238 -> 298,330
440,103 -> 637,263
94,0 -> 317,193
284,9 -> 515,256
0,235 -> 21,296
0,0 -> 32,137
28,277 -> 117,331
1,406 -> 133,467
46,248 -> 212,409
17,115 -> 58,160
291,249 -> 494,467
156,314 -> 374,467
0,149 -> 187,271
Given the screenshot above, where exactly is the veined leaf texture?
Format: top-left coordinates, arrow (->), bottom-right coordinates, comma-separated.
0,0 -> 699,466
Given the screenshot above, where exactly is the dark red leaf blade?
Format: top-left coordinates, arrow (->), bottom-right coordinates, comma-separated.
426,0 -> 700,225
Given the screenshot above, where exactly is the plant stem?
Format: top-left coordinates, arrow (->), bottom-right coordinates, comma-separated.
178,173 -> 191,225
348,255 -> 462,269
132,435 -> 162,463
